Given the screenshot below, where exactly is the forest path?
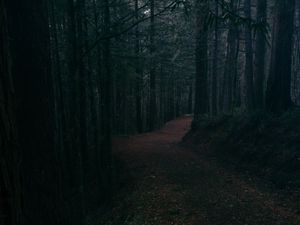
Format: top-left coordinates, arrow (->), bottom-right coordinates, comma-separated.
101,116 -> 300,225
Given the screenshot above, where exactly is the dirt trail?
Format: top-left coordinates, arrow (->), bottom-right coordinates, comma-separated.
101,116 -> 300,225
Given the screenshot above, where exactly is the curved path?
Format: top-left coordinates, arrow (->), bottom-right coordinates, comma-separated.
99,116 -> 300,225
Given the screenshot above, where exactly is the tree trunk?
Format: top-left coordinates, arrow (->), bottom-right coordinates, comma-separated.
244,0 -> 255,111
223,0 -> 239,113
77,0 -> 87,217
149,0 -> 156,130
7,0 -> 62,224
266,0 -> 295,112
135,0 -> 143,133
188,85 -> 193,114
0,1 -> 22,224
211,0 -> 219,116
102,0 -> 112,199
194,1 -> 209,120
254,0 -> 267,109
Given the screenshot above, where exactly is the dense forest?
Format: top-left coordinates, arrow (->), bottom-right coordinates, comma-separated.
1,0 -> 300,224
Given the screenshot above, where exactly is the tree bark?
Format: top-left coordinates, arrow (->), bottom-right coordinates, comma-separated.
135,0 -> 143,133
254,0 -> 267,109
223,0 -> 239,113
266,0 -> 295,112
211,0 -> 219,116
244,0 -> 255,111
6,0 -> 62,224
77,0 -> 87,217
194,1 -> 209,120
102,0 -> 113,199
149,0 -> 157,130
0,1 -> 22,224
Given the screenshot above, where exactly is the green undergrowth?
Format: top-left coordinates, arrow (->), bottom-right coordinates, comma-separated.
184,108 -> 300,189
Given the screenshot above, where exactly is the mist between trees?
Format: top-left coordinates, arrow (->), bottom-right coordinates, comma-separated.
0,0 -> 299,224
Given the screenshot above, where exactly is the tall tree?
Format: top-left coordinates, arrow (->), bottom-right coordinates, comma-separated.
135,0 -> 143,133
77,0 -> 88,217
223,0 -> 239,113
266,0 -> 295,112
6,0 -> 62,224
149,0 -> 157,130
244,0 -> 255,110
211,0 -> 219,116
0,1 -> 21,224
254,0 -> 267,109
102,0 -> 113,198
194,0 -> 209,120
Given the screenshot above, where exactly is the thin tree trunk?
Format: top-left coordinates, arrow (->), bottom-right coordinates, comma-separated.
102,0 -> 112,199
77,0 -> 87,217
244,0 -> 255,111
254,0 -> 267,109
149,0 -> 156,130
135,0 -> 143,133
188,85 -> 193,114
194,1 -> 209,120
92,0 -> 104,190
211,0 -> 219,116
223,0 -> 239,113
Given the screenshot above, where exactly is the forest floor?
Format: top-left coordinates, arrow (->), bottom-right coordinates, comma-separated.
91,116 -> 300,225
